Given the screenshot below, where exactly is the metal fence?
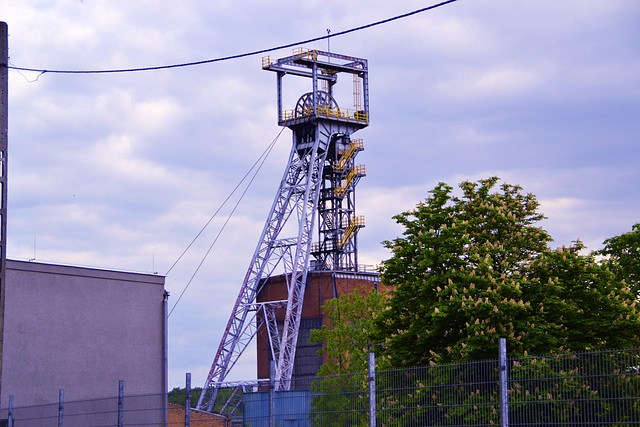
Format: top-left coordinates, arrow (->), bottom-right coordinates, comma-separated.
0,383 -> 232,427
0,390 -> 168,427
2,346 -> 638,426
506,349 -> 640,426
244,344 -> 640,426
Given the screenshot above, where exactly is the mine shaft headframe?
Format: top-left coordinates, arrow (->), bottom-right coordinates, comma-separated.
262,49 -> 369,128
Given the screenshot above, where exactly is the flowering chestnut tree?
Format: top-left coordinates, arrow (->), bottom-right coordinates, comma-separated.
598,223 -> 640,297
373,177 -> 640,367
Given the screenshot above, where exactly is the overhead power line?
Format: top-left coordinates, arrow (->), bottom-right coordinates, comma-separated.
5,0 -> 461,75
167,127 -> 285,318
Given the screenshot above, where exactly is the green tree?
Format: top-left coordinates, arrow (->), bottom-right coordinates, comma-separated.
308,287 -> 388,426
167,387 -> 202,408
306,178 -> 640,425
368,177 -> 640,425
597,223 -> 640,297
310,286 -> 389,376
374,177 -> 640,367
525,242 -> 640,351
167,386 -> 242,415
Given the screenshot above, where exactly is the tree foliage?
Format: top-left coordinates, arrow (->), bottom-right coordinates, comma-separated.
597,223 -> 640,297
310,286 -> 389,376
307,177 -> 640,425
373,177 -> 640,367
167,387 -> 202,408
308,287 -> 387,426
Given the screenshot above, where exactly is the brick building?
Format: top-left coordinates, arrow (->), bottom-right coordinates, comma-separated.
168,402 -> 228,426
256,270 -> 380,385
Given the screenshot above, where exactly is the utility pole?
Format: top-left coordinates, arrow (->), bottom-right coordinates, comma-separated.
0,21 -> 9,403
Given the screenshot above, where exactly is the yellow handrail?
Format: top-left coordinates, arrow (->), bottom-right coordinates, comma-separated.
334,139 -> 364,171
280,106 -> 368,124
339,216 -> 365,248
335,165 -> 366,197
292,48 -> 317,62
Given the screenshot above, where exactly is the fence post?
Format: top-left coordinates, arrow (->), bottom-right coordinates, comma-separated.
7,395 -> 13,427
58,389 -> 64,427
185,373 -> 191,427
118,380 -> 124,427
369,352 -> 376,427
499,338 -> 509,427
269,360 -> 275,427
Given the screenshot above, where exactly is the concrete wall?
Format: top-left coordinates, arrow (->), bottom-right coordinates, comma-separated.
0,260 -> 167,413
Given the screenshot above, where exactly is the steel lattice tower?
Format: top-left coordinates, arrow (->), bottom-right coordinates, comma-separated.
197,49 -> 369,411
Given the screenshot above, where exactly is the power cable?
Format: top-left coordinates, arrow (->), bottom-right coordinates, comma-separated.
164,127 -> 284,278
8,61 -> 45,82
167,127 -> 284,317
5,0 -> 461,75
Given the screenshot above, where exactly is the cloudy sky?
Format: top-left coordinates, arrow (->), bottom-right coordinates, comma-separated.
3,0 -> 639,390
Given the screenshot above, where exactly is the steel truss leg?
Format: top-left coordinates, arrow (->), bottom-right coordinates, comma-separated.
197,125 -> 332,410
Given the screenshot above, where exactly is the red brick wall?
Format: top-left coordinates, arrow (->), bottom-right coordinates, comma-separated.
256,271 -> 380,381
167,402 -> 228,426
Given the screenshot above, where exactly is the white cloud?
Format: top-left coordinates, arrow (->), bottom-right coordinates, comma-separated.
436,65 -> 543,100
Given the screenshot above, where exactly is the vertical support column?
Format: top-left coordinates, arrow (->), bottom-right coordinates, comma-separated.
0,22 -> 9,398
361,60 -> 370,118
58,389 -> 64,427
368,352 -> 376,427
163,291 -> 169,426
499,338 -> 509,427
312,62 -> 318,116
118,380 -> 124,427
268,360 -> 275,427
185,373 -> 191,427
8,394 -> 13,427
276,73 -> 283,122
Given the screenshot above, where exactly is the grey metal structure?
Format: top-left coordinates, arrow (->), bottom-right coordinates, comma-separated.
197,49 -> 369,412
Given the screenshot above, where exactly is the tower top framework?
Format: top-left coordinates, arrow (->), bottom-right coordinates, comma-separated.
263,49 -> 369,128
